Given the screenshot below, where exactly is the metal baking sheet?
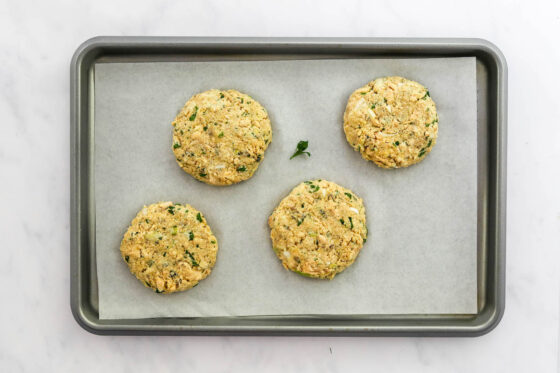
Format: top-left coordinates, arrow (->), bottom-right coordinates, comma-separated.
70,37 -> 507,336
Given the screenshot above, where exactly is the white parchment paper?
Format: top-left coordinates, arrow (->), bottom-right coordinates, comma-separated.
95,57 -> 477,319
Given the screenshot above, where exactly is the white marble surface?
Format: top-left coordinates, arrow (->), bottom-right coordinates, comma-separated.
1,0 -> 559,371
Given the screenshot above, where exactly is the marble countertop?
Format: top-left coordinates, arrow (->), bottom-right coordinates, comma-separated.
1,0 -> 559,371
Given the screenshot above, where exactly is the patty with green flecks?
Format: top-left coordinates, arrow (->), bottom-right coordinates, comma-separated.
268,180 -> 368,280
343,76 -> 438,168
172,89 -> 272,185
120,201 -> 218,293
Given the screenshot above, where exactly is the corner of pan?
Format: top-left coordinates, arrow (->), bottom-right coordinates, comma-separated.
70,294 -> 106,335
469,38 -> 508,75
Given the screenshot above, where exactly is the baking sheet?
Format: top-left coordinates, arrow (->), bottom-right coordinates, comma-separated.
94,57 -> 477,319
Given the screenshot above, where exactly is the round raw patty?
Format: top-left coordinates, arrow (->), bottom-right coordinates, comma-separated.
343,76 -> 438,168
172,89 -> 272,185
120,201 -> 218,293
268,179 -> 367,280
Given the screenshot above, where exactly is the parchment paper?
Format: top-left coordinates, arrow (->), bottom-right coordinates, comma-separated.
95,57 -> 477,319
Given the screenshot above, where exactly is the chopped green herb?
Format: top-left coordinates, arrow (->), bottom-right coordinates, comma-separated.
290,140 -> 311,160
236,166 -> 247,172
417,138 -> 432,158
189,106 -> 198,121
393,141 -> 400,146
167,206 -> 175,215
422,90 -> 430,99
185,250 -> 199,267
348,217 -> 354,229
426,119 -> 438,127
189,231 -> 194,241
344,192 -> 353,199
169,270 -> 177,278
145,219 -> 150,224
294,270 -> 314,278
297,217 -> 305,226
308,184 -> 320,193
147,260 -> 154,267
371,103 -> 377,110
363,237 -> 367,243
203,126 -> 208,131
256,154 -> 262,162
163,252 -> 167,257
339,218 -> 345,225
360,92 -> 367,95
125,255 -> 129,262
220,93 -> 224,99
173,143 -> 180,149
171,226 -> 178,235
196,213 -> 203,222
218,132 -> 224,138
155,289 -> 163,293
199,172 -> 207,177
211,240 -> 216,244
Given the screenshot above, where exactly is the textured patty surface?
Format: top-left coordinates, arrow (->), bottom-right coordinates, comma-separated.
343,76 -> 438,168
268,180 -> 367,280
120,201 -> 218,293
172,89 -> 272,185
